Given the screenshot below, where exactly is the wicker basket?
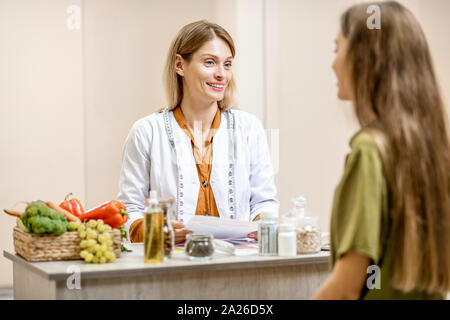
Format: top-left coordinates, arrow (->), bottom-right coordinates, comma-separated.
13,227 -> 122,262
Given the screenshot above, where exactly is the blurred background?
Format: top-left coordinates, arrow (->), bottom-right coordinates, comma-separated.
1,0 -> 449,288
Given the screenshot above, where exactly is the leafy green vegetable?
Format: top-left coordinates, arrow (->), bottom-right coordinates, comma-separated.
20,200 -> 70,235
118,226 -> 132,252
121,244 -> 132,252
118,226 -> 128,240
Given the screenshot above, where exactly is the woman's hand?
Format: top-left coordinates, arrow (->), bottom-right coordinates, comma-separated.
170,220 -> 192,244
247,231 -> 258,241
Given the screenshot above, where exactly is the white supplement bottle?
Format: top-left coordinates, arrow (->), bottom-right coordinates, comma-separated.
258,211 -> 278,256
278,223 -> 297,257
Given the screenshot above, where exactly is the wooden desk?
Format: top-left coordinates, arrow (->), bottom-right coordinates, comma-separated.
4,243 -> 330,299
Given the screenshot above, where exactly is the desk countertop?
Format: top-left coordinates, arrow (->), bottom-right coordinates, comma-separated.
4,243 -> 330,281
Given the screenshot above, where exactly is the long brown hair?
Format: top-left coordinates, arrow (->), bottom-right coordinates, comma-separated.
341,1 -> 450,294
163,20 -> 236,111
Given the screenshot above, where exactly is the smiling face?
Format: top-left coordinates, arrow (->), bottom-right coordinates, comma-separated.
175,38 -> 233,107
332,32 -> 353,101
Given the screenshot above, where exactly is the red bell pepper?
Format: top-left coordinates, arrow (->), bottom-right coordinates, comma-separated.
59,193 -> 85,218
82,200 -> 128,229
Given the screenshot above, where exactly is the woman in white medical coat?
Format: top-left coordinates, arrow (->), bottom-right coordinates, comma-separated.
117,20 -> 279,243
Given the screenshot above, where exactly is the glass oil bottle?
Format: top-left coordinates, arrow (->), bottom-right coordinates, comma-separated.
143,190 -> 164,263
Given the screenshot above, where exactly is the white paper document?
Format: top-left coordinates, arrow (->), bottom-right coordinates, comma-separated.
184,215 -> 258,240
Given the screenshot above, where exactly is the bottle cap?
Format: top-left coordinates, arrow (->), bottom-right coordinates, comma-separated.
148,190 -> 158,205
281,209 -> 301,225
279,223 -> 295,232
260,211 -> 277,220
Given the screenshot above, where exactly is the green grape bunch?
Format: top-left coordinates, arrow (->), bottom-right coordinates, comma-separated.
69,219 -> 116,264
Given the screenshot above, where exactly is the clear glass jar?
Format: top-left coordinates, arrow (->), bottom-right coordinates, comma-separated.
280,195 -> 307,227
160,200 -> 175,260
185,234 -> 215,261
295,215 -> 321,254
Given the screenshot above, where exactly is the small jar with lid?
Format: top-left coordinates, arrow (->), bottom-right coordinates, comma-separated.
280,195 -> 307,229
296,215 -> 321,254
185,234 -> 215,261
258,211 -> 278,256
278,223 -> 296,257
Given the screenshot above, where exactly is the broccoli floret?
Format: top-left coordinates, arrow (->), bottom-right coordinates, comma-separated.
21,201 -> 70,235
38,206 -> 65,221
33,200 -> 49,213
29,216 -> 48,233
28,201 -> 65,221
24,205 -> 38,217
28,216 -> 68,235
54,220 -> 71,235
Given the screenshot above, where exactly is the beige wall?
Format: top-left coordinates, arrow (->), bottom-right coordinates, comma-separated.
83,0 -> 220,208
266,0 -> 450,232
0,0 -> 227,287
1,0 -> 449,289
0,0 -> 84,287
266,0 -> 361,230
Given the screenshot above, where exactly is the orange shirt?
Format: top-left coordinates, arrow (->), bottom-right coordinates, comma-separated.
129,107 -> 259,243
173,105 -> 221,217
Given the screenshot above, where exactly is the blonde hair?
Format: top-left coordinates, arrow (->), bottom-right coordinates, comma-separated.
341,1 -> 450,295
163,20 -> 236,111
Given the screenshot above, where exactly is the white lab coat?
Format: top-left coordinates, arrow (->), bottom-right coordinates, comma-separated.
117,108 -> 279,237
